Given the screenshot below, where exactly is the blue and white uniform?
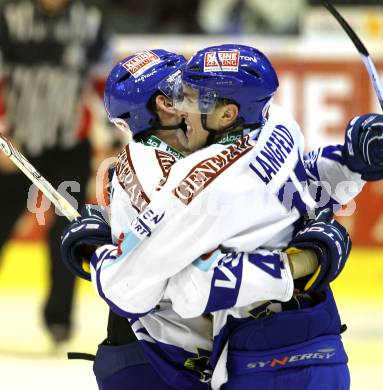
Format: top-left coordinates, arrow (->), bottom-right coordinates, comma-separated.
91,104 -> 364,389
95,105 -> 304,388
91,104 -> 363,315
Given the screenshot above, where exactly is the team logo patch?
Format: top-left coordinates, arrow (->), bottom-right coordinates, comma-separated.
122,51 -> 161,78
204,50 -> 239,72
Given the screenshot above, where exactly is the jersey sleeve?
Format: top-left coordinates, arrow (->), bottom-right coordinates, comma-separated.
303,144 -> 365,209
89,185 -> 252,316
165,248 -> 294,318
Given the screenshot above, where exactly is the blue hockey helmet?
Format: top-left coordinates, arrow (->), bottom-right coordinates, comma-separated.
104,49 -> 186,136
175,44 -> 279,128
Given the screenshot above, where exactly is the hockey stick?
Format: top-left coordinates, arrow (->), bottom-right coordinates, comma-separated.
321,0 -> 383,110
0,134 -> 80,221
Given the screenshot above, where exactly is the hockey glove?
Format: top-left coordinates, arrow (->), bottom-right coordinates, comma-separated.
287,208 -> 351,293
342,113 -> 383,181
60,205 -> 112,281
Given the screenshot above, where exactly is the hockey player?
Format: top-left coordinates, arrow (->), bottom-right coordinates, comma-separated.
70,50 -> 211,390
61,49 -> 353,389
88,45 -> 363,315
85,44 -> 381,389
64,49 -> 297,390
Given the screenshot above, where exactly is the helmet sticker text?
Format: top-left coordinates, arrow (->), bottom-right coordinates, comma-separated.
122,51 -> 161,78
204,50 -> 239,72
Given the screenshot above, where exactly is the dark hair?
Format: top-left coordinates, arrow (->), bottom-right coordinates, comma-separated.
133,91 -> 164,142
133,129 -> 155,143
146,91 -> 163,115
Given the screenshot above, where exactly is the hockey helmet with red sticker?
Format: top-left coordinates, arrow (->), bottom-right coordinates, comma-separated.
175,44 -> 278,133
104,49 -> 186,137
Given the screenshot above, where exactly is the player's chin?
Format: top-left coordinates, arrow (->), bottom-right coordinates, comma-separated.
175,128 -> 188,148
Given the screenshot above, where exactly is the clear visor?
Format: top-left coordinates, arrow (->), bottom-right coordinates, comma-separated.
163,72 -> 218,114
158,69 -> 182,100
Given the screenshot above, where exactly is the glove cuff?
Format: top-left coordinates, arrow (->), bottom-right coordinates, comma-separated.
289,241 -> 327,260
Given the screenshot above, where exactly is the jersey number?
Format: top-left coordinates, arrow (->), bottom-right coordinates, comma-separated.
277,158 -> 312,216
248,253 -> 283,279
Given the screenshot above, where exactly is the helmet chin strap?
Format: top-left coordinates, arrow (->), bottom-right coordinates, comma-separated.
152,118 -> 187,132
201,114 -> 260,146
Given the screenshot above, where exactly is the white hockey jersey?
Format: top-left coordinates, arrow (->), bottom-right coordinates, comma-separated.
97,140 -> 214,387
91,104 -> 364,317
90,104 -> 365,388
92,106 -> 305,386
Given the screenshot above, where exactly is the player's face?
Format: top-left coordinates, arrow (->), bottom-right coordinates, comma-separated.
174,86 -> 206,151
155,95 -> 190,155
181,111 -> 210,151
177,86 -> 233,152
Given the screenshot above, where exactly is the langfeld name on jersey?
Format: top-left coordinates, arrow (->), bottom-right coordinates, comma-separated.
173,136 -> 253,205
249,125 -> 295,184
